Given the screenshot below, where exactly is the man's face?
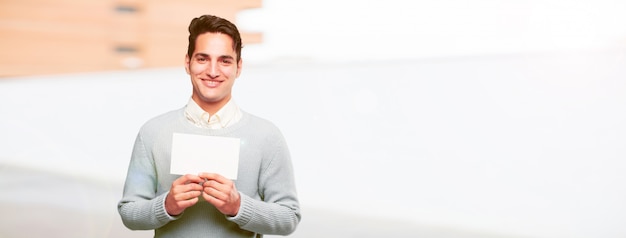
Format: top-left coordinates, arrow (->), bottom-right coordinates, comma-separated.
185,32 -> 242,114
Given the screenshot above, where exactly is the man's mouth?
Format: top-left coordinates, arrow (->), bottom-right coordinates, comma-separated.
203,79 -> 222,87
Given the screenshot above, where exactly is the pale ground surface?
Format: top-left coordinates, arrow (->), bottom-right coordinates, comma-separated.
1,48 -> 625,238
0,165 -> 521,238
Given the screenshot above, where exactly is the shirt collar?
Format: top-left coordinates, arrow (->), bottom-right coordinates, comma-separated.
184,98 -> 242,129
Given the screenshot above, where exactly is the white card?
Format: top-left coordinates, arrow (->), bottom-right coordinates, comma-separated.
170,133 -> 240,179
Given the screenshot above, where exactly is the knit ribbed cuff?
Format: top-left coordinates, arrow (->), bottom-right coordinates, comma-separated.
155,192 -> 179,224
228,192 -> 254,226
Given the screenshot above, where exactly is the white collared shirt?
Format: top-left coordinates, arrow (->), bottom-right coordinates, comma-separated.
184,98 -> 242,129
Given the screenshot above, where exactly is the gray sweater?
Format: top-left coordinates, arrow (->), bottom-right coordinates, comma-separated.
118,108 -> 301,237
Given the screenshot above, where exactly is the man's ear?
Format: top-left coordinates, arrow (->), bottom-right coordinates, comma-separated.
236,58 -> 243,78
184,55 -> 191,74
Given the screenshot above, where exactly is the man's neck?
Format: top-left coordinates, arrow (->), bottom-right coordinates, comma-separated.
192,97 -> 230,115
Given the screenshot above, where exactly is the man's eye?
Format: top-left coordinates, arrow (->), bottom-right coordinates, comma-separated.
221,59 -> 232,64
197,57 -> 208,63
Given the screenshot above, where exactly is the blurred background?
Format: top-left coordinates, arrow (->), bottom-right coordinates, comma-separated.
1,0 -> 625,237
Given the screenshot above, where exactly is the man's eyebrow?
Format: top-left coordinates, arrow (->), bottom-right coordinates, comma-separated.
193,53 -> 234,60
218,55 -> 235,60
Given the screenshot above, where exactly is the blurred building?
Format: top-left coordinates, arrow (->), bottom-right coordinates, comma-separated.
0,0 -> 262,77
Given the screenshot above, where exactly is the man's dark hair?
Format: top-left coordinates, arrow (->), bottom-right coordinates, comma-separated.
187,15 -> 242,62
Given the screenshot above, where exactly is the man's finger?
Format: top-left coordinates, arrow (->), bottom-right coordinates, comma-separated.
198,173 -> 228,183
173,174 -> 203,185
177,197 -> 199,208
203,186 -> 227,200
176,190 -> 202,201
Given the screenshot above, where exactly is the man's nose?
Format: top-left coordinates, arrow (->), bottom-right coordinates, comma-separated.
207,62 -> 220,78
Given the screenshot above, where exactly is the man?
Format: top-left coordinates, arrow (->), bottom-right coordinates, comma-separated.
118,15 -> 301,237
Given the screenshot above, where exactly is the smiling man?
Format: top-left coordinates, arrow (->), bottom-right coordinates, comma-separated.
118,15 -> 301,238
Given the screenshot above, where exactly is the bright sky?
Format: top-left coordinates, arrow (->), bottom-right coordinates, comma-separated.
237,0 -> 626,63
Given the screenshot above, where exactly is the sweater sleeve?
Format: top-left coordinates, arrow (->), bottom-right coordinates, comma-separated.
227,131 -> 301,235
117,133 -> 177,230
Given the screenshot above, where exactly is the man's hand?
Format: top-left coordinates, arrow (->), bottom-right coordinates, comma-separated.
165,174 -> 204,216
198,173 -> 241,216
